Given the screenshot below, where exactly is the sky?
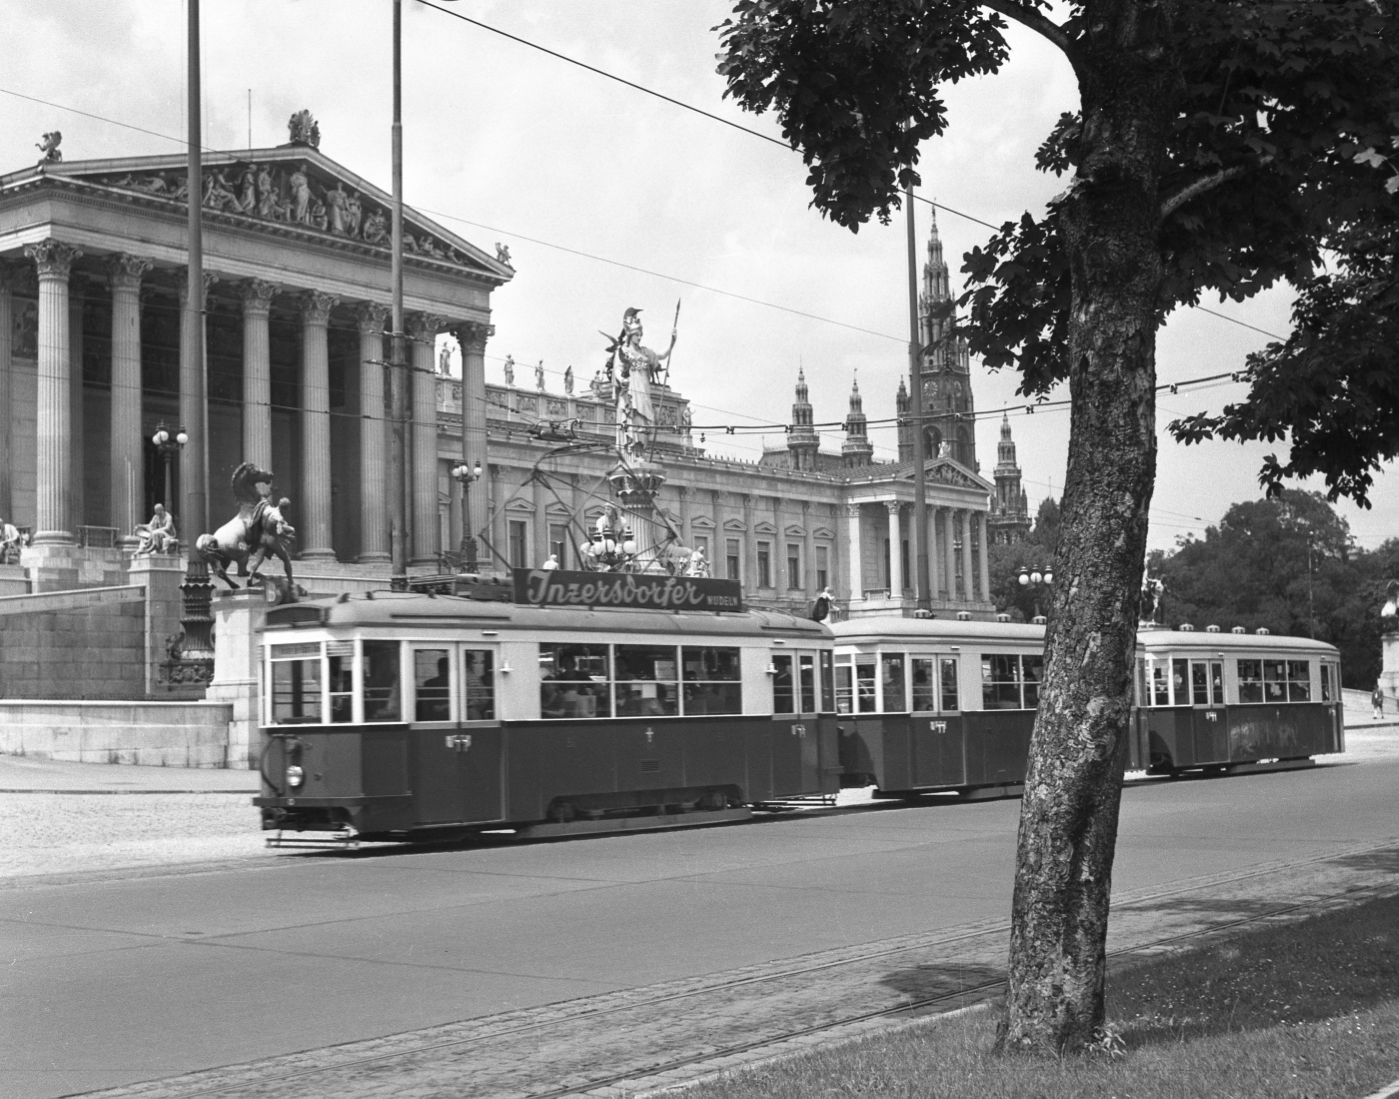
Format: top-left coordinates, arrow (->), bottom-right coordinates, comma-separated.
3,0 -> 1395,556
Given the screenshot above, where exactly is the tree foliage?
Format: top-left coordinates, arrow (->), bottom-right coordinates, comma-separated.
716,0 -> 1399,1056
989,498 -> 1062,620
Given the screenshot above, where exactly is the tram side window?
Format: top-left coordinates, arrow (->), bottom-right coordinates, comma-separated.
270,645 -> 321,724
940,658 -> 960,712
820,650 -> 835,713
1321,663 -> 1333,702
881,654 -> 907,713
1172,659 -> 1189,706
1151,662 -> 1170,707
414,649 -> 451,722
835,662 -> 854,714
616,645 -> 680,717
1237,659 -> 1264,704
856,658 -> 877,713
1023,655 -> 1044,709
1190,661 -> 1209,705
799,654 -> 818,713
540,643 -> 611,719
772,653 -> 795,714
1212,661 -> 1225,705
682,646 -> 742,715
362,641 -> 401,721
1287,660 -> 1311,702
328,642 -> 353,723
463,649 -> 496,721
982,654 -> 1023,710
911,658 -> 935,711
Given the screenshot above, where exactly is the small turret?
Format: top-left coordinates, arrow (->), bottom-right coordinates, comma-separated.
987,413 -> 1031,544
787,367 -> 820,471
842,376 -> 874,467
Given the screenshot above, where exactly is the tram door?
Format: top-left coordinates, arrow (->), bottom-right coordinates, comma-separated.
411,646 -> 503,825
771,651 -> 822,794
910,656 -> 965,787
1186,658 -> 1228,764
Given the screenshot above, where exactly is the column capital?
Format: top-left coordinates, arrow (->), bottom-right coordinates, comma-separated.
846,502 -> 863,519
407,311 -> 446,341
179,270 -> 220,304
885,500 -> 903,515
239,278 -> 278,313
456,320 -> 494,352
107,254 -> 154,293
354,301 -> 390,333
24,239 -> 82,280
299,289 -> 338,327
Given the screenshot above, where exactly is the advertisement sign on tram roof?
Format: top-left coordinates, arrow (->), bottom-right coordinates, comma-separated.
512,568 -> 746,613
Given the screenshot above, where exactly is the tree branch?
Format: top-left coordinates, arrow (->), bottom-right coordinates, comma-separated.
978,1 -> 1085,80
1159,166 -> 1249,221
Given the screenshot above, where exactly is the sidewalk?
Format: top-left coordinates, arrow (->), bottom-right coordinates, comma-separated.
0,753 -> 257,793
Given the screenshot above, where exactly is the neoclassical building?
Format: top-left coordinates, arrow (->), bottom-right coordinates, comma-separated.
0,127 -> 1007,624
0,129 -> 510,591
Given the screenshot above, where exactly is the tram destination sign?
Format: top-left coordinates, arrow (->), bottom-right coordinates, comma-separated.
512,568 -> 745,613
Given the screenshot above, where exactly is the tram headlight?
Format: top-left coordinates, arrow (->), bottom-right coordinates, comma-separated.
286,765 -> 304,788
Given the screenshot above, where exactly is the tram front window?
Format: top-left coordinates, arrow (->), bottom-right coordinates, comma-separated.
414,649 -> 451,722
363,641 -> 401,721
271,649 -> 321,724
912,658 -> 935,711
940,658 -> 959,712
799,655 -> 817,713
881,655 -> 906,713
540,643 -> 610,719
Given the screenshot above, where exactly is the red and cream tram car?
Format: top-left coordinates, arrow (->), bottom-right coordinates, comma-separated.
1133,625 -> 1344,774
254,587 -> 839,841
831,616 -> 1344,796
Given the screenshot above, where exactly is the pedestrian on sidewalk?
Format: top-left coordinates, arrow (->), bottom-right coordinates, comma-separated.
1373,684 -> 1385,720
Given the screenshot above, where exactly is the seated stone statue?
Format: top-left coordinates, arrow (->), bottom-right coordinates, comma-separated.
0,520 -> 24,565
134,504 -> 177,555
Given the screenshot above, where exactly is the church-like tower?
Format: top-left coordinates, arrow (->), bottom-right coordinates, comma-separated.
787,367 -> 820,471
987,413 -> 1031,544
903,210 -> 976,469
842,377 -> 874,467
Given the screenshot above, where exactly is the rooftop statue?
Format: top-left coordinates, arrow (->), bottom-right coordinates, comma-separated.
133,504 -> 176,556
495,242 -> 512,265
196,462 -> 296,590
287,110 -> 320,149
36,131 -> 62,165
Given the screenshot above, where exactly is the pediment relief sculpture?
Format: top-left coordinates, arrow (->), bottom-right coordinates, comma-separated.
87,158 -> 491,272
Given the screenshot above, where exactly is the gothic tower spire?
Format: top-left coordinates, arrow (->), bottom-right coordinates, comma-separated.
787,367 -> 819,471
842,375 -> 873,468
987,413 -> 1031,543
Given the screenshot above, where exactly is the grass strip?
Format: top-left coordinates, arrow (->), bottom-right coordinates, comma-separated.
683,892 -> 1399,1099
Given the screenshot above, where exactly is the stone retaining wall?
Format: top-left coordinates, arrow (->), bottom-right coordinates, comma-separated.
0,700 -> 238,768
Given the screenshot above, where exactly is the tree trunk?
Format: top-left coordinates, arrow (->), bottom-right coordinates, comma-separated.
999,0 -> 1180,1054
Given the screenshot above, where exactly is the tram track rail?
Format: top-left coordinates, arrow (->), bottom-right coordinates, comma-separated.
77,835 -> 1399,1099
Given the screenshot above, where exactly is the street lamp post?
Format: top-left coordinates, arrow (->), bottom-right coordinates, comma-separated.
1018,564 -> 1054,622
151,421 -> 188,525
451,459 -> 482,570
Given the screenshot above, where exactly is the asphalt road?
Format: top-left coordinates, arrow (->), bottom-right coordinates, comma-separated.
4,753 -> 1398,1099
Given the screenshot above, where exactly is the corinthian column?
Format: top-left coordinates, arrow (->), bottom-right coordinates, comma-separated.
845,503 -> 863,602
960,509 -> 974,602
886,501 -> 903,595
978,512 -> 992,602
0,261 -> 16,522
239,279 -> 277,469
942,508 -> 956,600
299,290 -> 339,560
24,239 -> 82,545
356,302 -> 390,562
456,320 -> 492,552
108,254 -> 153,542
408,313 -> 442,564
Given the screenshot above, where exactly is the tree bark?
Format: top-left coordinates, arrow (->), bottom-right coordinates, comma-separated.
1000,0 -> 1180,1053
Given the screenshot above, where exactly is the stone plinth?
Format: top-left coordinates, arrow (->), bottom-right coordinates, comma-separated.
0,563 -> 26,596
208,587 -> 270,769
20,544 -> 126,592
1381,629 -> 1399,703
128,554 -> 190,697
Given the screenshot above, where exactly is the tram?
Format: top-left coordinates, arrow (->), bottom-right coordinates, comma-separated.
253,573 -> 838,842
831,616 -> 1344,797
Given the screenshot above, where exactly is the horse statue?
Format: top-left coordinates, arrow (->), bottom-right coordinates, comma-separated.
196,462 -> 296,589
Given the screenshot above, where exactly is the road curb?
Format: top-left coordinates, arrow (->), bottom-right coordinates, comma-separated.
1359,1078 -> 1399,1099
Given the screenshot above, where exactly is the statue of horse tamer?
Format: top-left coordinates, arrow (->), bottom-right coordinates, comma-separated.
196,462 -> 296,589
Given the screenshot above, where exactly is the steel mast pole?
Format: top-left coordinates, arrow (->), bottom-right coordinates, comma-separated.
906,181 -> 931,615
389,0 -> 409,588
184,0 -> 206,541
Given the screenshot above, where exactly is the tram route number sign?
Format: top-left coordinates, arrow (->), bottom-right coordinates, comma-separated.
512,568 -> 746,613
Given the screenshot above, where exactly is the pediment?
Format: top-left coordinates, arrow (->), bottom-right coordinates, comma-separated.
754,520 -> 778,535
690,515 -> 716,530
37,146 -> 512,283
505,497 -> 536,513
784,525 -> 806,538
813,526 -> 835,540
723,518 -> 747,532
905,457 -> 993,492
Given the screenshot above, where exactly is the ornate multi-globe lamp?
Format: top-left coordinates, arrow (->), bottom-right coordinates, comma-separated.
150,421 -> 188,521
583,512 -> 637,571
1018,564 -> 1053,622
451,459 -> 483,569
